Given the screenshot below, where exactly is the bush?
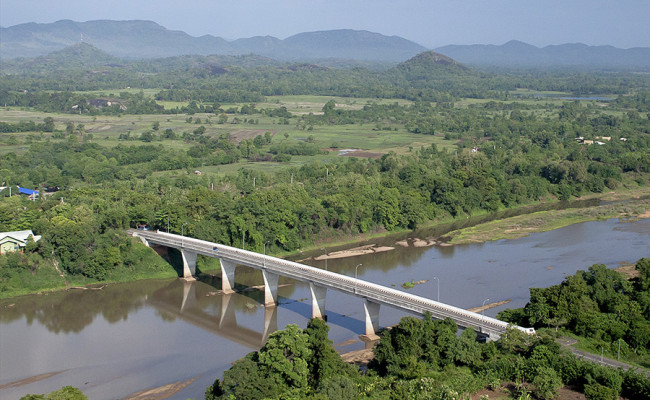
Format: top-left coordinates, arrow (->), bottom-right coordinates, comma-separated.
532,366 -> 563,400
584,383 -> 617,400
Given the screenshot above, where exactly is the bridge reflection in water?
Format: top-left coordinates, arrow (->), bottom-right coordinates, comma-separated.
148,279 -> 278,349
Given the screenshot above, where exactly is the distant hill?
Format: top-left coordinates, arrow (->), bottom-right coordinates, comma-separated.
0,20 -> 427,63
435,40 -> 650,69
281,29 -> 427,62
0,42 -> 287,75
0,20 -> 232,59
1,42 -> 124,73
389,51 -> 471,87
396,51 -> 468,73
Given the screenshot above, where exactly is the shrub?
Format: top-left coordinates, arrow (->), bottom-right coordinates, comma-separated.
584,383 -> 617,400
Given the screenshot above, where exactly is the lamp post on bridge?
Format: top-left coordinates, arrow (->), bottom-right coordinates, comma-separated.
354,263 -> 363,294
432,276 -> 440,302
239,228 -> 245,250
320,248 -> 328,271
181,222 -> 188,248
482,298 -> 490,315
263,241 -> 270,268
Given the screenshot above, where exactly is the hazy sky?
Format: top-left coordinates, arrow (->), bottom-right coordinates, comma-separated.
1,0 -> 649,48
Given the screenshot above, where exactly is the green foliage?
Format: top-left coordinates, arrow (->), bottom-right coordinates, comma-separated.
371,314 -> 460,377
499,259 -> 650,370
20,386 -> 87,400
584,383 -> 617,400
214,320 -> 356,400
532,366 -> 563,400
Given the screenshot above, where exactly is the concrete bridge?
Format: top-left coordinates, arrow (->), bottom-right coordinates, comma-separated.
131,229 -> 535,340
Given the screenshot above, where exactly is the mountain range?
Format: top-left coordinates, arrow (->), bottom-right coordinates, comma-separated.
0,20 -> 426,62
437,40 -> 650,69
1,20 -> 649,69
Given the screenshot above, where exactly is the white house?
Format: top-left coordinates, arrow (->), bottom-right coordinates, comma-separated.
0,230 -> 42,254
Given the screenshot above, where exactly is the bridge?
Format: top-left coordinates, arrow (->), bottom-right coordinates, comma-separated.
131,229 -> 535,341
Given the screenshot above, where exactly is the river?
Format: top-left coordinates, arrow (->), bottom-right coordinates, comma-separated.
1,217 -> 649,399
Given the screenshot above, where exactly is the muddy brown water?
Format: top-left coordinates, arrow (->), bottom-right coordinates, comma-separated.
1,216 -> 649,399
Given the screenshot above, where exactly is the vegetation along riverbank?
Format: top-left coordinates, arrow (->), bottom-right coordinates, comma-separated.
200,258 -> 649,400
444,186 -> 650,245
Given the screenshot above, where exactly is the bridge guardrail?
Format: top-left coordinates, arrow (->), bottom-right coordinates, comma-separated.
132,230 -> 528,335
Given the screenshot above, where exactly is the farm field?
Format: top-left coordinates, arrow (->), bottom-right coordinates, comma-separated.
0,95 -> 448,175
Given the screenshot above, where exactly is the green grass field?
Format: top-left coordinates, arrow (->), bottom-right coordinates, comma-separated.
0,96 -> 448,171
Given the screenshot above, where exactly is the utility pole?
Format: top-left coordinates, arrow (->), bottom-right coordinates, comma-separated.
433,276 -> 439,302
482,298 -> 490,315
354,264 -> 363,293
321,248 -> 328,271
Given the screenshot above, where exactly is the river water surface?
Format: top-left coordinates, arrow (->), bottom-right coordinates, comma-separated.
1,217 -> 649,399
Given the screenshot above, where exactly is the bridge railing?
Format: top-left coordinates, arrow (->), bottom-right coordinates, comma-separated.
134,230 -> 531,335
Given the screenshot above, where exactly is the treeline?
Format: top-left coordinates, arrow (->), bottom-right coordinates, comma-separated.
3,58 -> 650,111
205,313 -> 650,399
499,260 -> 650,364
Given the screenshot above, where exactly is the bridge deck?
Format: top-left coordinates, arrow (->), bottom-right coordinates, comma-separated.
132,230 -> 533,339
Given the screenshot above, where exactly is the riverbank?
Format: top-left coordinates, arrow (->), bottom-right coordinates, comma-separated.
3,187 -> 648,301
445,187 -> 650,245
0,245 -> 178,300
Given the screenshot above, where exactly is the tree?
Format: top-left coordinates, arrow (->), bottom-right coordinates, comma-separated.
304,318 -> 352,389
452,328 -> 482,367
20,386 -> 87,400
322,100 -> 336,115
532,366 -> 563,400
218,324 -> 311,399
42,117 -> 55,132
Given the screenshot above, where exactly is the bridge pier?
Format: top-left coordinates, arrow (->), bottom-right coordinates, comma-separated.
219,259 -> 236,294
363,299 -> 381,338
180,249 -> 197,279
262,270 -> 279,307
309,283 -> 327,320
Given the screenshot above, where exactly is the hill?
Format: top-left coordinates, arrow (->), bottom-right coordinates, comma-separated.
0,20 -> 427,63
0,42 -> 124,74
436,40 -> 650,69
388,51 -> 471,85
281,29 -> 427,62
